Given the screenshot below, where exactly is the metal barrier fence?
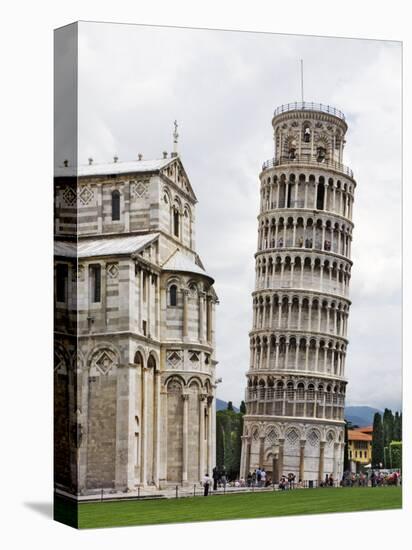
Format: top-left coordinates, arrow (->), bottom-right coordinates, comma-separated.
273,102 -> 346,121
56,476 -> 400,503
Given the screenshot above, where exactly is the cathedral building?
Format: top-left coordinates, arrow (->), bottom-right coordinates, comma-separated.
240,102 -> 356,483
54,134 -> 218,495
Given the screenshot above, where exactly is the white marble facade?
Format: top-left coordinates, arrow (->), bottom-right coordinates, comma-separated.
54,152 -> 218,494
241,103 -> 356,483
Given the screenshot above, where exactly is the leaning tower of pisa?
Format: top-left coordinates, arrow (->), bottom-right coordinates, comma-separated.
240,101 -> 356,484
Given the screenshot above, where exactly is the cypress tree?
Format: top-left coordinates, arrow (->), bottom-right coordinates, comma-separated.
382,408 -> 394,448
216,413 -> 225,469
372,412 -> 384,468
231,413 -> 243,478
343,420 -> 350,472
393,411 -> 402,441
240,400 -> 246,414
227,401 -> 233,411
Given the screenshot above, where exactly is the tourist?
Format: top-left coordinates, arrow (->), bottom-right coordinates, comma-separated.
329,474 -> 334,487
261,468 -> 267,486
212,467 -> 219,491
256,467 -> 262,487
247,471 -> 252,487
203,473 -> 211,496
221,468 -> 227,490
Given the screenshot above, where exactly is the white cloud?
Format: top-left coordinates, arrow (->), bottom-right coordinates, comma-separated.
78,23 -> 402,411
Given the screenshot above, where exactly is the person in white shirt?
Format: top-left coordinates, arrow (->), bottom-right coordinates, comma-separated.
203,473 -> 211,496
261,469 -> 267,486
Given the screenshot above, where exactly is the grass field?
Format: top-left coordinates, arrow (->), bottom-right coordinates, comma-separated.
65,486 -> 402,529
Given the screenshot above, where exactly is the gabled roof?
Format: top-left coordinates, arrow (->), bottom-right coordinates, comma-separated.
54,233 -> 158,259
54,158 -> 173,178
162,249 -> 214,282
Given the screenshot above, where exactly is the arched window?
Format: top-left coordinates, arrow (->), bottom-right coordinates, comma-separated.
173,208 -> 179,237
316,181 -> 325,210
317,146 -> 326,162
112,190 -> 120,220
169,284 -> 177,306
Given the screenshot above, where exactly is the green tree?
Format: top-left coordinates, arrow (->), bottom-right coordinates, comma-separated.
389,441 -> 402,469
215,406 -> 243,479
227,401 -> 233,411
372,412 -> 384,468
343,420 -> 350,471
240,400 -> 246,414
216,416 -> 225,470
382,408 -> 394,448
393,411 -> 402,441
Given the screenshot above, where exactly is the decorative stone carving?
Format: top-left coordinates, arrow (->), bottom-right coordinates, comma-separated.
130,179 -> 149,199
106,263 -> 119,279
78,186 -> 94,205
62,186 -> 77,207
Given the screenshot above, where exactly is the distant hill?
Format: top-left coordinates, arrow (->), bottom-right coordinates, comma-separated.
216,398 -> 239,413
344,406 -> 383,427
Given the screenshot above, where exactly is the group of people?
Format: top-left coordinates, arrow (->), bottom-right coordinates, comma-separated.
319,473 -> 335,487
246,468 -> 271,487
201,467 -> 401,496
341,470 -> 401,487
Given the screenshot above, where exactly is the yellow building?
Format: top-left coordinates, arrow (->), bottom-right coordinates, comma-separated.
348,426 -> 372,469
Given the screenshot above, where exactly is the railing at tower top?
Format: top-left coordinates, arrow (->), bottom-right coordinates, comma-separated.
273,102 -> 346,121
262,155 -> 354,179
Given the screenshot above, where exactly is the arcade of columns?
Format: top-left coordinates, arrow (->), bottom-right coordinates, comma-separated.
240,102 -> 356,482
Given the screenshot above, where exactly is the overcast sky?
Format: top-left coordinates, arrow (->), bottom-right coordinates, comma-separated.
77,22 -> 402,412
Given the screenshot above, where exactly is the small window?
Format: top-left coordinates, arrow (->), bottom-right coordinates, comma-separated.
90,264 -> 101,303
173,208 -> 179,237
169,284 -> 177,306
317,147 -> 326,162
142,320 -> 147,336
112,190 -> 120,221
56,264 -> 68,303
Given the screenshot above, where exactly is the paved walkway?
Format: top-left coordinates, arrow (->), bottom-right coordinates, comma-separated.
56,484 -> 286,502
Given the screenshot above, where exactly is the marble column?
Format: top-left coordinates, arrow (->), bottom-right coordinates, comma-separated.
207,396 -> 214,475
182,393 -> 189,483
299,440 -> 306,482
206,296 -> 212,343
259,436 -> 265,468
152,370 -> 161,486
318,441 -> 325,483
278,438 -> 285,479
198,394 -> 206,480
140,366 -> 148,485
199,291 -> 205,342
182,289 -> 189,339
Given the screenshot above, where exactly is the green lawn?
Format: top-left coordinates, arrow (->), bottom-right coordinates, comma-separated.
62,486 -> 402,529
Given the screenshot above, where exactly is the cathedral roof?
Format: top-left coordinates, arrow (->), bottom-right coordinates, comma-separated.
54,233 -> 159,258
162,249 -> 214,282
54,158 -> 173,178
